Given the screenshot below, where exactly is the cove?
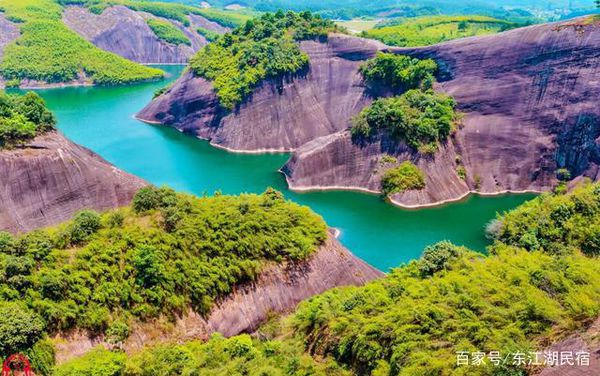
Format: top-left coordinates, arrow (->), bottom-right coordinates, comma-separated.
25,66 -> 534,271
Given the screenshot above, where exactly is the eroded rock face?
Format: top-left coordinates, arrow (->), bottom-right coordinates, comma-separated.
139,18 -> 600,207
62,5 -> 214,64
137,35 -> 389,152
53,233 -> 383,363
535,316 -> 600,376
0,132 -> 146,233
286,19 -> 600,206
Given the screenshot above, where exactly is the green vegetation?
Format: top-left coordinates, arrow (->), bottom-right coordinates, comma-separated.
146,18 -> 190,45
0,91 -> 55,148
490,182 -> 600,256
189,11 -> 341,109
351,89 -> 457,150
75,0 -> 252,28
0,187 -> 326,346
0,0 -> 164,85
362,15 -> 517,47
194,6 -> 254,28
359,52 -> 437,91
380,161 -> 426,196
197,26 -> 220,42
291,184 -> 600,374
56,334 -> 350,376
53,182 -> 600,376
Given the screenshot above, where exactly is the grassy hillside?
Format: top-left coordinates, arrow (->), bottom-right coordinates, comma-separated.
0,0 -> 165,86
0,186 -> 327,369
362,15 -> 517,47
50,182 -> 600,376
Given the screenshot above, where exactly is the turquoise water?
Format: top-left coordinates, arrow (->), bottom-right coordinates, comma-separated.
26,66 -> 534,271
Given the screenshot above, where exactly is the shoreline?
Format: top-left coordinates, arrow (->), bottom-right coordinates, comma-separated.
136,117 -> 544,209
282,169 -> 543,209
134,116 -> 295,155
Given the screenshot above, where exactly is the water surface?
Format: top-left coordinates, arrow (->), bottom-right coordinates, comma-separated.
27,66 -> 534,271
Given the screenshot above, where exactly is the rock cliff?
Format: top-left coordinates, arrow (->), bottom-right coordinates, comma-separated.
0,132 -> 146,233
63,5 -> 224,64
140,18 -> 600,207
137,35 -> 389,152
53,233 -> 383,363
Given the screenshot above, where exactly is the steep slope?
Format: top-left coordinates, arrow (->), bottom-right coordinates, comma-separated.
0,131 -> 145,233
63,5 -> 223,64
286,18 -> 600,207
140,17 -> 600,206
137,35 -> 388,152
54,232 -> 383,363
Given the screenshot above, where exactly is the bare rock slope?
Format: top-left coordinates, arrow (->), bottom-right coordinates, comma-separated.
54,233 -> 383,362
137,35 -> 388,152
0,132 -> 146,233
141,18 -> 600,206
288,20 -> 600,207
63,5 -> 223,64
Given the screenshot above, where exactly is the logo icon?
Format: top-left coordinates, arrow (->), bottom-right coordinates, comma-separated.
2,354 -> 32,376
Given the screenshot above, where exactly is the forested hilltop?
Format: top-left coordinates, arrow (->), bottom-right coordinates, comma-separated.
189,10 -> 342,109
0,0 -> 251,87
0,186 -> 330,372
46,182 -> 600,375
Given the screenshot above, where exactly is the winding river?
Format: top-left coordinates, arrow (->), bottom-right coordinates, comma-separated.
26,66 -> 534,271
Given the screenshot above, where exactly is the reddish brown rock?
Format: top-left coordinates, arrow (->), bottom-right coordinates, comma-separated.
139,18 -> 600,207
0,132 -> 146,233
62,5 -> 218,64
535,317 -> 600,376
137,35 -> 389,152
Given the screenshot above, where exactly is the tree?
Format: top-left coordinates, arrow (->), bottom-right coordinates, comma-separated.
0,303 -> 45,357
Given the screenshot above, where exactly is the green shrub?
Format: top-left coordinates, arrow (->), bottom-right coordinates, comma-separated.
146,18 -> 190,46
493,182 -> 600,256
417,241 -> 465,277
456,165 -> 467,180
0,303 -> 45,357
24,338 -> 55,376
351,89 -> 457,150
380,161 -> 425,196
68,210 -> 102,245
556,168 -> 571,181
359,52 -> 437,90
196,26 -> 220,42
0,91 -> 56,148
132,186 -> 177,213
190,11 -> 340,109
54,347 -> 126,376
0,188 -> 327,341
56,334 -> 350,376
292,228 -> 600,375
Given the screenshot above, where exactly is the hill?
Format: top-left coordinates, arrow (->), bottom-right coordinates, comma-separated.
139,15 -> 600,208
51,181 -> 600,375
361,15 -> 518,47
